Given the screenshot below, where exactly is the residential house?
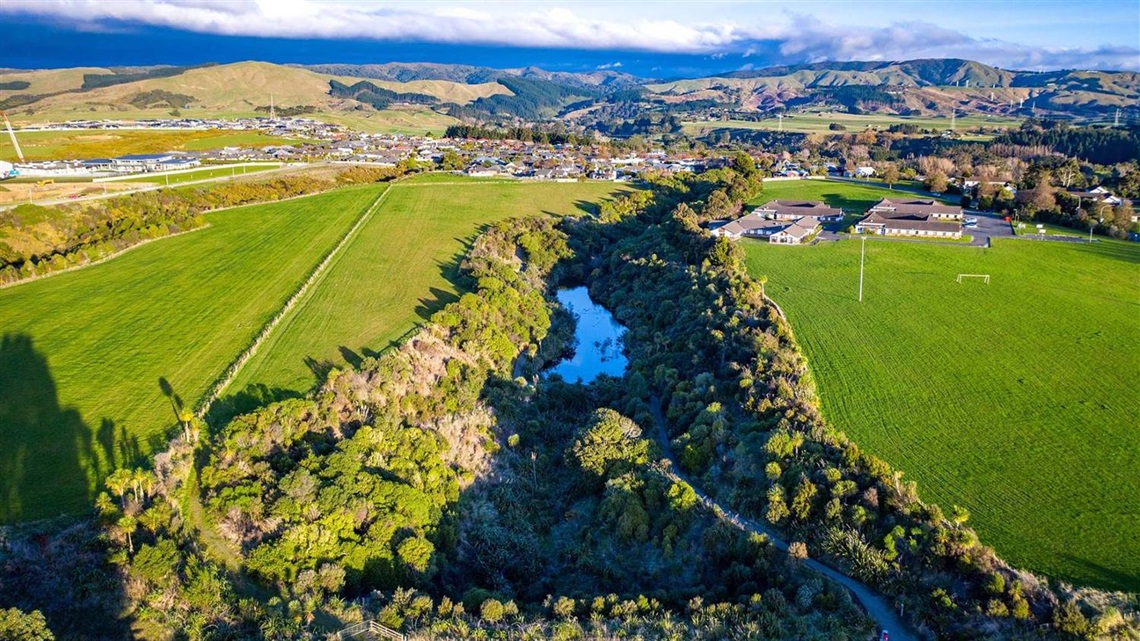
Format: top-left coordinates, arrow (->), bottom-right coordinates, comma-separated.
753,200 -> 843,222
1068,186 -> 1124,207
711,213 -> 820,244
854,198 -> 963,238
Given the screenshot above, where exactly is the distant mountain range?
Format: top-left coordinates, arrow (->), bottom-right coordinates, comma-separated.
0,58 -> 1135,130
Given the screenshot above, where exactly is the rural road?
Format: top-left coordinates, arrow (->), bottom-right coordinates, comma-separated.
648,397 -> 917,641
0,162 -> 308,210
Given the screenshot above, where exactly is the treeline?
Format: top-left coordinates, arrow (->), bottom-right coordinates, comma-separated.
815,86 -> 903,112
0,166 -> 407,286
448,77 -> 599,121
443,124 -> 592,146
254,104 -> 316,117
994,121 -> 1140,164
80,64 -> 215,90
328,80 -> 438,110
127,90 -> 194,109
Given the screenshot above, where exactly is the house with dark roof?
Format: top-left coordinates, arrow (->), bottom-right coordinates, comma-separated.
854,198 -> 963,238
753,200 -> 843,222
1067,186 -> 1124,207
710,213 -> 821,244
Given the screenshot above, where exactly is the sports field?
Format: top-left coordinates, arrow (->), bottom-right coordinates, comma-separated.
743,236 -> 1140,591
0,184 -> 383,522
231,180 -> 633,393
747,178 -> 948,216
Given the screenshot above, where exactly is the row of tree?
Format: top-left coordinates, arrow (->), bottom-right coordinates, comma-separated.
0,165 -> 408,286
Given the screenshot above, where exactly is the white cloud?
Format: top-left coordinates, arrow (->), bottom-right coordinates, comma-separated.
596,61 -> 623,69
1,0 -> 1136,71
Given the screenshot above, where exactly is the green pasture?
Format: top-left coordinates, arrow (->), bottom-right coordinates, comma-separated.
230,180 -> 633,394
0,129 -> 305,162
0,184 -> 383,521
743,236 -> 1140,591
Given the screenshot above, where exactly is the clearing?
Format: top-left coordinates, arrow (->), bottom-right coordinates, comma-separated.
0,184 -> 383,522
114,164 -> 280,185
0,129 -> 307,163
746,178 -> 950,220
231,179 -> 634,394
742,236 -> 1140,591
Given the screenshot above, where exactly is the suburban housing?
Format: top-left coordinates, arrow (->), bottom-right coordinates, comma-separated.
855,198 -> 963,238
711,199 -> 836,244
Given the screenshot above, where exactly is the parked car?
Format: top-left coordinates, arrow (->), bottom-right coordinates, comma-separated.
964,221 -> 978,228
964,217 -> 978,224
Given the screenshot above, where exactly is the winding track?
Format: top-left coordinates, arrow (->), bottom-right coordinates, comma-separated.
648,397 -> 917,641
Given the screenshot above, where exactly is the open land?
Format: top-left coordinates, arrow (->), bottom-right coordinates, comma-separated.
0,184 -> 383,522
0,129 -> 308,163
743,211 -> 1140,590
230,179 -> 634,393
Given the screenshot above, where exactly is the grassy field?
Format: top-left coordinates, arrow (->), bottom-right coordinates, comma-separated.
747,178 -> 948,217
316,108 -> 459,135
685,112 -> 1021,136
116,164 -> 280,184
743,237 -> 1140,591
231,180 -> 633,394
0,185 -> 383,522
0,129 -> 306,162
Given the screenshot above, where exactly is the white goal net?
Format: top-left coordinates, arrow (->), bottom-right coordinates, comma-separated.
956,273 -> 991,284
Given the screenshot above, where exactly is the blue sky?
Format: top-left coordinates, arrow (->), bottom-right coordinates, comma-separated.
1,1 -> 1137,75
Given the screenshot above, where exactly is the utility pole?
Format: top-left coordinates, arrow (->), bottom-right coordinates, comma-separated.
858,236 -> 866,303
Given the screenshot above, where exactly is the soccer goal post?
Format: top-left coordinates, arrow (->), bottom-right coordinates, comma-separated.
956,273 -> 990,284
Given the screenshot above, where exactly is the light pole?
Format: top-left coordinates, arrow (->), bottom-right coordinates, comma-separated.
858,236 -> 866,303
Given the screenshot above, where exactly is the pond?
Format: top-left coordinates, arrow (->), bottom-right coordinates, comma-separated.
546,286 -> 628,383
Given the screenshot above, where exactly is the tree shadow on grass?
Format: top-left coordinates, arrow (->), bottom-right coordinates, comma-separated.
0,333 -> 98,523
415,286 -> 461,323
205,382 -> 305,428
1059,553 -> 1140,594
95,418 -> 142,475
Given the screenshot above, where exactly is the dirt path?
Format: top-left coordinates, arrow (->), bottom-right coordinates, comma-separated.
648,396 -> 917,641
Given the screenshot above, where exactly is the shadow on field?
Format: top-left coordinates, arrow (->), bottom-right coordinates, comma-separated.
0,334 -> 96,522
95,418 -> 142,474
1060,553 -> 1140,594
205,382 -> 304,429
416,286 -> 460,323
1083,241 -> 1140,265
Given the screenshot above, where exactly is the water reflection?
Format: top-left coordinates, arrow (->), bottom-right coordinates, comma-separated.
547,286 -> 628,383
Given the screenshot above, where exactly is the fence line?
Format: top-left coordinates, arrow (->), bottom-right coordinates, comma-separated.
196,184 -> 392,418
337,620 -> 406,641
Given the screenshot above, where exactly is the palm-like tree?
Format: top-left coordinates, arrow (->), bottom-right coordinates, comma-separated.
117,514 -> 137,553
178,408 -> 195,443
105,468 -> 133,508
